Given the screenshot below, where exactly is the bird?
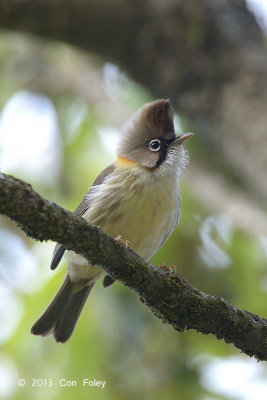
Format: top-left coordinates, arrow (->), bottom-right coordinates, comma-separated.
31,99 -> 194,343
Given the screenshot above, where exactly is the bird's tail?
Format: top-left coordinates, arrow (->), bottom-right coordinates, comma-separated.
31,275 -> 94,343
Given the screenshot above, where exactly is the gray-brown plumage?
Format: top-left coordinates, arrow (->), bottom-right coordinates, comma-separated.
117,99 -> 176,169
31,99 -> 193,342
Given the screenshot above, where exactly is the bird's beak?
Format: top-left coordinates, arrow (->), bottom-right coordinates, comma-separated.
174,132 -> 194,144
169,132 -> 194,148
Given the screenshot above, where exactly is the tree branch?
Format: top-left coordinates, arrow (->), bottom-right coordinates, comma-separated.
0,172 -> 267,360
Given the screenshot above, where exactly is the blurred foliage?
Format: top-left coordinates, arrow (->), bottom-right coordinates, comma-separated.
0,31 -> 267,400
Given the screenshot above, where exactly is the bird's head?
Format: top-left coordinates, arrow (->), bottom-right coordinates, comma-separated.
117,99 -> 193,172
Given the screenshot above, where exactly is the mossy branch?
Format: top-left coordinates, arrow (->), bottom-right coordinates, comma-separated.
1,173 -> 267,360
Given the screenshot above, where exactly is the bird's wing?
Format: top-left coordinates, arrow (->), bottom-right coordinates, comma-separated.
50,163 -> 116,270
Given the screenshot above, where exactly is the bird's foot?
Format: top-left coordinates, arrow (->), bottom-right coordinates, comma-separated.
115,235 -> 131,248
159,263 -> 176,272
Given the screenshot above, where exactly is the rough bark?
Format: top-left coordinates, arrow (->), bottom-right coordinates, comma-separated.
0,172 -> 267,361
0,0 -> 266,201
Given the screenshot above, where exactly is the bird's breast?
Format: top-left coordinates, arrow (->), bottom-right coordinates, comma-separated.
83,165 -> 181,260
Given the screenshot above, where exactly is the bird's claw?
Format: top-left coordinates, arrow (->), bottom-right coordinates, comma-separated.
115,235 -> 131,248
159,263 -> 176,272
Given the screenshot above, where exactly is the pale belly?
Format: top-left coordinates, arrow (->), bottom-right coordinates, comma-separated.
68,168 -> 181,282
101,183 -> 180,260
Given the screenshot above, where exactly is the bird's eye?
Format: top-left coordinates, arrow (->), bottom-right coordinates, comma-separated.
149,139 -> 161,152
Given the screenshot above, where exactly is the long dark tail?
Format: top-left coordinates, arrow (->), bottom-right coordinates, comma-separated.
31,275 -> 94,343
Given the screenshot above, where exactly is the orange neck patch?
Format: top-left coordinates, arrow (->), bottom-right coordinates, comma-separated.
116,155 -> 139,169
